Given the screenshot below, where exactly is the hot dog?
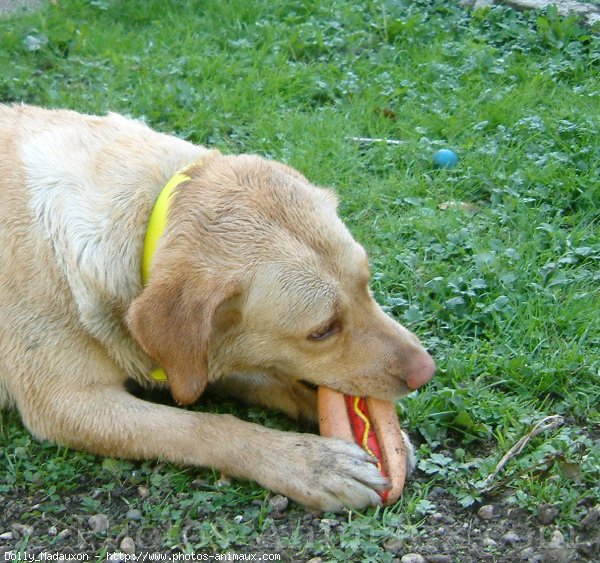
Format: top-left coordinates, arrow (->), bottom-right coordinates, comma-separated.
318,387 -> 407,505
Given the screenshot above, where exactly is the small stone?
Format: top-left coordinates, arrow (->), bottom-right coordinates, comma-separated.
269,494 -> 289,513
216,473 -> 232,487
537,505 -> 559,525
88,514 -> 109,533
478,504 -> 494,520
137,486 -> 150,499
11,524 -> 33,539
0,532 -> 13,541
383,537 -> 404,553
580,506 -> 600,530
549,530 -> 565,546
577,541 -> 599,557
319,518 -> 339,529
429,512 -> 444,523
434,526 -> 446,536
48,526 -> 58,536
57,529 -> 71,540
502,531 -> 524,544
120,536 -> 135,555
482,537 -> 497,548
126,509 -> 143,522
400,554 -> 425,563
543,548 -> 571,563
543,531 -> 572,563
429,486 -> 445,499
520,546 -> 536,559
306,559 -> 322,563
520,547 -> 544,563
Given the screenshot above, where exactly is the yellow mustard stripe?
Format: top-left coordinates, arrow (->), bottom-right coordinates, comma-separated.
353,397 -> 381,469
141,172 -> 191,286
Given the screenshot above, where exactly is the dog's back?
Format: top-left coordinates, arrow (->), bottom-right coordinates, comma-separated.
0,105 -> 200,407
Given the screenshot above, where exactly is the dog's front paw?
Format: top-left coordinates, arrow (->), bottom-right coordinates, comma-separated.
264,433 -> 388,512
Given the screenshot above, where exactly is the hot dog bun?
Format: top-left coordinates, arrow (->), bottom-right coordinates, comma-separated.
318,387 -> 407,505
364,396 -> 407,504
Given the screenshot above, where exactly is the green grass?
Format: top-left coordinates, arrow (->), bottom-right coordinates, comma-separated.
1,0 -> 599,560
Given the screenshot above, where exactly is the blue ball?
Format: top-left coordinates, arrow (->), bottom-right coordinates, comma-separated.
433,149 -> 459,169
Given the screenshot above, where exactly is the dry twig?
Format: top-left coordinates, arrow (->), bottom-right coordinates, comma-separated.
348,136 -> 407,146
480,414 -> 565,493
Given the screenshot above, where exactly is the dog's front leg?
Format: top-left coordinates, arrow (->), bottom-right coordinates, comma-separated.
10,351 -> 385,512
207,372 -> 318,426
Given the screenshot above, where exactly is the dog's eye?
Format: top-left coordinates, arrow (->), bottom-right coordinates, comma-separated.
308,321 -> 340,341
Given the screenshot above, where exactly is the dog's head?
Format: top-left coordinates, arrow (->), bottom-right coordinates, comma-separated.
127,154 -> 434,405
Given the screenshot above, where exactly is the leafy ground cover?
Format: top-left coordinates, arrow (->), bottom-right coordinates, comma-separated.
0,0 -> 599,561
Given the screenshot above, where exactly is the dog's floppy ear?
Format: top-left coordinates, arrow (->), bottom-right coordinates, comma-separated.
127,275 -> 238,406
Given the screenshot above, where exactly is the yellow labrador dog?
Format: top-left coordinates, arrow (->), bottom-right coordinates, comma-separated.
0,105 -> 434,511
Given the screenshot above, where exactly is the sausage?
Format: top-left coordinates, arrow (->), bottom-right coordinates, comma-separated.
318,387 -> 407,505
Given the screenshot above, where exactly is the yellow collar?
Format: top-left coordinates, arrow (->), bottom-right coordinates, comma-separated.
142,170 -> 191,285
141,151 -> 220,382
142,169 -> 192,381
